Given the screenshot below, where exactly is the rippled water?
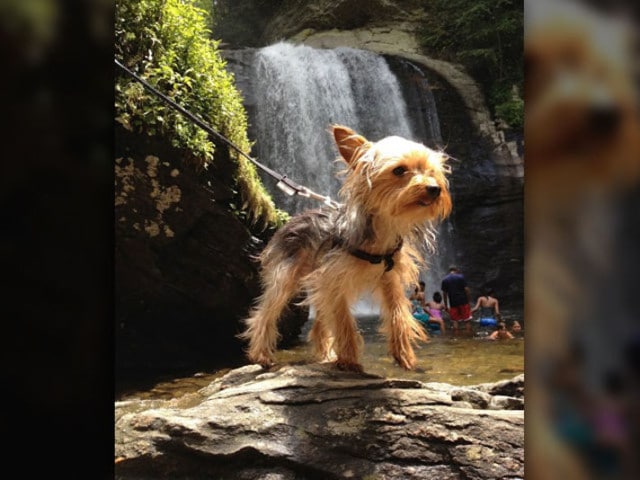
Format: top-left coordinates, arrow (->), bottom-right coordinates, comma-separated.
117,312 -> 523,402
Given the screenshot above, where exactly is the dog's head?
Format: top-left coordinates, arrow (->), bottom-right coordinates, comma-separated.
331,125 -> 452,227
525,0 -> 639,188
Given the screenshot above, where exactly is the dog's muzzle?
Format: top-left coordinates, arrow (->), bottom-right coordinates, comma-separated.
426,186 -> 441,199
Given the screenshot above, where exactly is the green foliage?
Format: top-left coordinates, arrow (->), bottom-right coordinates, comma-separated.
192,0 -> 218,31
492,83 -> 524,129
115,0 -> 286,228
418,0 -> 523,129
495,96 -> 524,128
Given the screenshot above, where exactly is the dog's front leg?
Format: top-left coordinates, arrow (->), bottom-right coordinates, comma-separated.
308,311 -> 336,362
378,272 -> 428,370
314,294 -> 364,372
330,305 -> 364,372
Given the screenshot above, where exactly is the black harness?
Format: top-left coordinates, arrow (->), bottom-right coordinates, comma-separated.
348,239 -> 403,272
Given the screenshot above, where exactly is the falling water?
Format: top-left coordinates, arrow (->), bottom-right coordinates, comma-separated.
233,41 -> 455,309
251,42 -> 414,213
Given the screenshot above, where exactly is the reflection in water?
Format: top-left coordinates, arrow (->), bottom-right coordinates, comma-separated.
118,313 -> 523,401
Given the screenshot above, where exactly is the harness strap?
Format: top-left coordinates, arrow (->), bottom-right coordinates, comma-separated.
348,239 -> 404,272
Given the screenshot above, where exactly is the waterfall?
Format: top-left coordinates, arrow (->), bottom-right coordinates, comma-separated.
251,42 -> 414,214
230,41 -> 455,312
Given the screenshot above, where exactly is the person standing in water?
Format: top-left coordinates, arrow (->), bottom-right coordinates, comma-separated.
471,288 -> 501,327
441,266 -> 472,333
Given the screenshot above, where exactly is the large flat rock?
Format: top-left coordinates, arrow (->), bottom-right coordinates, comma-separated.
115,364 -> 524,479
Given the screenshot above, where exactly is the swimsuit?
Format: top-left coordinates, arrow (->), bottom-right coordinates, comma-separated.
478,301 -> 496,326
449,304 -> 471,322
425,306 -> 443,331
412,299 -> 430,324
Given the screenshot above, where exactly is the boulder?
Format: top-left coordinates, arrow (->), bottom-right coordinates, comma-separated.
115,364 -> 524,479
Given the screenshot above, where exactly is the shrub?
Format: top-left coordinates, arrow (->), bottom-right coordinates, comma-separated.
418,0 -> 523,129
115,0 -> 286,227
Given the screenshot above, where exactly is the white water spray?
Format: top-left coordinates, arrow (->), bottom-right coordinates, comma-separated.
252,42 -> 414,213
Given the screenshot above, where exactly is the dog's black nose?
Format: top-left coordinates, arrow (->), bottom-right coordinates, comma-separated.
589,105 -> 620,135
426,186 -> 441,199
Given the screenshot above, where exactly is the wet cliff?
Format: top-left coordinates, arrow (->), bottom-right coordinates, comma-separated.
115,127 -> 307,391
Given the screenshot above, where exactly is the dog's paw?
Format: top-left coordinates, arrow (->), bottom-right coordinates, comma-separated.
248,352 -> 274,368
318,349 -> 337,363
394,355 -> 416,371
335,361 -> 364,373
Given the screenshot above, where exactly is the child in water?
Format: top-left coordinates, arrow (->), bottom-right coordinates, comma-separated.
425,291 -> 447,333
487,322 -> 514,340
410,282 -> 430,326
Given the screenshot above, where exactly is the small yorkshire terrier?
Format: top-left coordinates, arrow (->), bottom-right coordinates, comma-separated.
239,125 -> 452,371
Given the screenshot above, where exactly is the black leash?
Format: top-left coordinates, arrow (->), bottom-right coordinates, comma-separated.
114,58 -> 341,210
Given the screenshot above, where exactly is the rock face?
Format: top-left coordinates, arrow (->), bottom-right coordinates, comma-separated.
444,176 -> 524,308
115,127 -> 307,386
261,0 -> 427,43
115,364 -> 524,479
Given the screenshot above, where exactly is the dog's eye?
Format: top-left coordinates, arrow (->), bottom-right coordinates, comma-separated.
392,166 -> 407,176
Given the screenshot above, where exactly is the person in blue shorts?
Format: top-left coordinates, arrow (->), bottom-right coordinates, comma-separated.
471,288 -> 501,327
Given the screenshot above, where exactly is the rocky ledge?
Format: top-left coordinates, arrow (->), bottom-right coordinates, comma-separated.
115,364 -> 524,479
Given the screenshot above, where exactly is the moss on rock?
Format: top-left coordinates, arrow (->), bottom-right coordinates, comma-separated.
115,0 -> 287,228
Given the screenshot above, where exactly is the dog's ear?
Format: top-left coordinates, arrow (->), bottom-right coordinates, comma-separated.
331,125 -> 369,165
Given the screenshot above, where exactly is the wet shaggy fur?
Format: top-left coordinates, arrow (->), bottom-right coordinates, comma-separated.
239,125 -> 452,371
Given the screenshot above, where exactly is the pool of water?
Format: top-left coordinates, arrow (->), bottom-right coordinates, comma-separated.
117,312 -> 523,401
278,313 -> 524,384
